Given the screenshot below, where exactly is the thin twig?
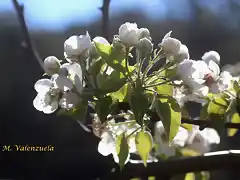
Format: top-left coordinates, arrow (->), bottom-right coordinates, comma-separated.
105,150 -> 240,179
11,0 -> 44,70
181,118 -> 240,129
100,0 -> 111,40
149,111 -> 240,129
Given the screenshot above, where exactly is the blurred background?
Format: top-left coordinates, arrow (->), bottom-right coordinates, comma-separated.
1,0 -> 240,179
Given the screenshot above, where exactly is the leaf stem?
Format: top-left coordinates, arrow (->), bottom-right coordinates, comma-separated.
125,48 -> 135,87
143,79 -> 173,89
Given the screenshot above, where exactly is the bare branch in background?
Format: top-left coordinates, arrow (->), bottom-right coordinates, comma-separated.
12,0 -> 44,70
100,0 -> 111,40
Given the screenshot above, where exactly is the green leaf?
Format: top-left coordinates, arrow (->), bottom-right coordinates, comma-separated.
109,83 -> 129,102
180,107 -> 192,131
155,96 -> 181,141
233,80 -> 240,93
98,70 -> 127,93
95,96 -> 113,122
184,173 -> 195,180
94,42 -> 112,59
56,99 -> 88,122
88,58 -> 104,77
200,104 -> 209,120
228,112 -> 240,136
129,90 -> 149,125
207,97 -> 228,115
135,131 -> 153,167
116,133 -> 129,170
106,46 -> 126,73
154,84 -> 173,96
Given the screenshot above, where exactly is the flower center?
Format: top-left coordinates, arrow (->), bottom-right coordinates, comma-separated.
45,88 -> 60,105
204,73 -> 215,86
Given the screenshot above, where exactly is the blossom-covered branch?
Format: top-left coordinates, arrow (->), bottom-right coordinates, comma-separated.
12,0 -> 44,70
31,20 -> 240,176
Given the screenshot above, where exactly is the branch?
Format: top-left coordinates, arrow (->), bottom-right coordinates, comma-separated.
105,150 -> 240,179
181,118 -> 240,129
99,0 -> 111,40
11,0 -> 44,70
147,110 -> 240,129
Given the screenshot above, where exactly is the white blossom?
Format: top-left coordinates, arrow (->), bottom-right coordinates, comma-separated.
64,32 -> 91,61
119,22 -> 139,47
174,44 -> 189,62
209,71 -> 233,93
186,125 -> 220,154
33,79 -> 60,114
202,50 -> 220,65
56,63 -> 84,94
138,28 -> 151,40
59,91 -> 79,109
98,121 -> 141,164
177,59 -> 220,97
161,31 -> 181,56
43,56 -> 61,76
137,37 -> 153,54
154,121 -> 188,157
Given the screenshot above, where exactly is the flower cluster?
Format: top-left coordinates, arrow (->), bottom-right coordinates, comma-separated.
33,22 -> 240,169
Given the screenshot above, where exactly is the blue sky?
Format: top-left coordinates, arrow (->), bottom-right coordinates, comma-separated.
0,0 -> 234,31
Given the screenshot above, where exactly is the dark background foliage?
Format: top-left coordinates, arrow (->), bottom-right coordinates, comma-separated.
1,0 -> 240,179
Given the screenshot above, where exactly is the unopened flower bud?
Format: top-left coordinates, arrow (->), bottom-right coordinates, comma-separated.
119,22 -> 139,47
174,44 -> 189,62
43,56 -> 60,76
112,35 -> 124,49
138,28 -> 151,40
160,31 -> 181,56
201,50 -> 220,65
137,37 -> 153,54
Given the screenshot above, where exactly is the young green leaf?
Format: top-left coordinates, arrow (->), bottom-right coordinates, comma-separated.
207,97 -> 229,115
228,112 -> 240,136
135,131 -> 153,167
154,84 -> 173,96
88,58 -> 104,77
200,103 -> 209,120
184,173 -> 195,180
233,80 -> 240,93
116,133 -> 129,170
94,42 -> 112,59
129,91 -> 149,125
98,70 -> 127,93
56,99 -> 88,122
155,96 -> 181,141
95,96 -> 113,122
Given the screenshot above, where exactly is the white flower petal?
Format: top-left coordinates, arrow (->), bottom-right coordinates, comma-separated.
93,36 -> 110,45
208,60 -> 220,78
98,131 -> 115,156
34,79 -> 54,93
59,92 -> 79,109
55,76 -> 73,91
33,93 -> 46,111
42,101 -> 58,114
202,50 -> 220,65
